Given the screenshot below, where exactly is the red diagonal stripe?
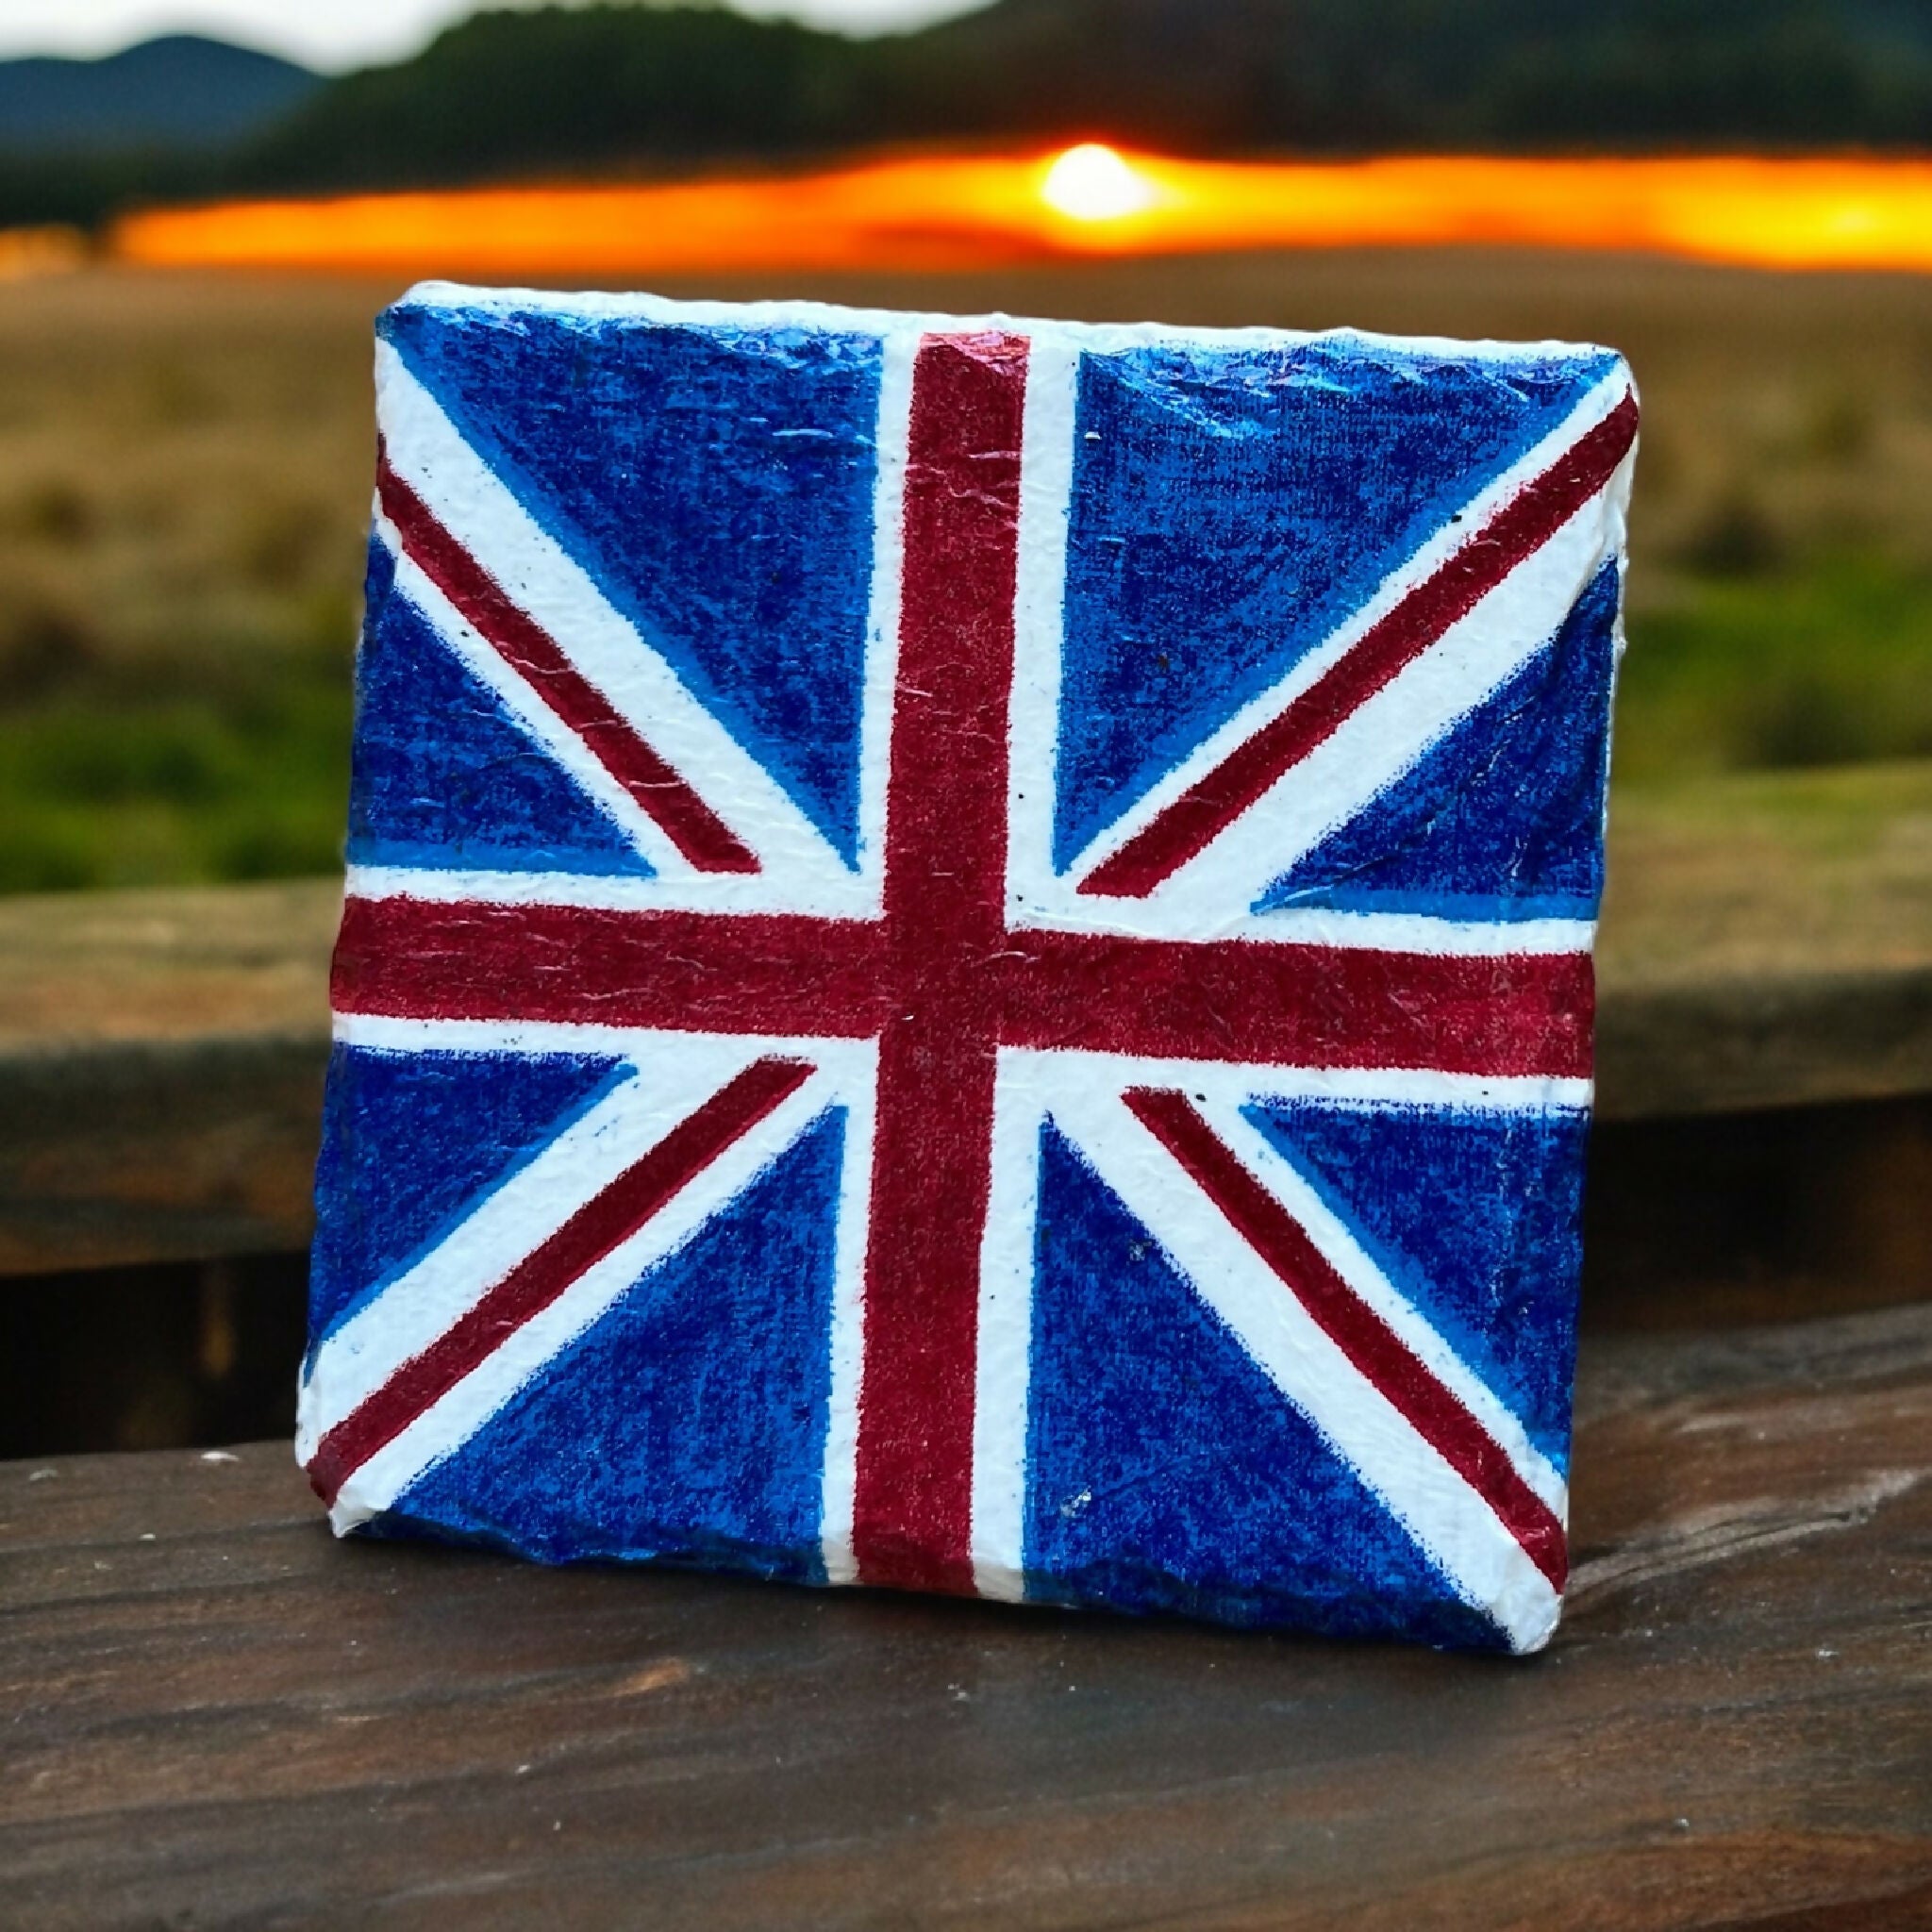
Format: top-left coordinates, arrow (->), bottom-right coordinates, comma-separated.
1081,391 -> 1640,899
308,1055 -> 813,1507
376,451 -> 760,876
1122,1087 -> 1568,1592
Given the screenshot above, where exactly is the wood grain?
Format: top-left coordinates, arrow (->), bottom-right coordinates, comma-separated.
1593,965 -> 1932,1121
0,882 -> 335,1274
3,1303 -> 1928,1930
0,880 -> 337,1055
2,750 -> 1931,1275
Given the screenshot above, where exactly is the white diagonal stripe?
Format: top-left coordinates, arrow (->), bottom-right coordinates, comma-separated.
298,1033 -> 774,1459
375,518 -> 691,877
1146,474 -> 1630,927
318,1052 -> 850,1532
1200,1092 -> 1566,1516
1051,364 -> 1633,928
375,340 -> 865,908
1046,1067 -> 1563,1652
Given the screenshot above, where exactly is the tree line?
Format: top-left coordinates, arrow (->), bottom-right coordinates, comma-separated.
10,0 -> 1932,230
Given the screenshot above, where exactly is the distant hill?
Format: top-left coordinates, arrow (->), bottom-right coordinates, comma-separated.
905,0 -> 1932,150
233,0 -> 1932,196
238,8 -> 869,190
8,2 -> 1932,231
0,33 -> 319,154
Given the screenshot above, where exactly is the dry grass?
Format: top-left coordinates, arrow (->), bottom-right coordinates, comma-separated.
0,271 -> 377,680
0,252 -> 1928,891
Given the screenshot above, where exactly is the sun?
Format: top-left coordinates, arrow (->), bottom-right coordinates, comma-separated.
1040,143 -> 1159,223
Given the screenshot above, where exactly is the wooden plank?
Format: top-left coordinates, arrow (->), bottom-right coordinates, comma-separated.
1597,763 -> 1932,992
3,1303 -> 1929,1929
0,882 -> 335,1274
1595,763 -> 1932,1121
1584,1094 -> 1932,1327
0,1036 -> 328,1275
1593,965 -> 1932,1121
0,879 -> 336,1055
2,756 -> 1931,1274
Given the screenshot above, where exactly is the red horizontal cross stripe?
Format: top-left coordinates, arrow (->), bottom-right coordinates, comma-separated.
332,894 -> 1594,1082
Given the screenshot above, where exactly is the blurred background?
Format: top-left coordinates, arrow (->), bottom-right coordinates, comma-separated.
0,0 -> 1930,899
4,0 -> 1932,1455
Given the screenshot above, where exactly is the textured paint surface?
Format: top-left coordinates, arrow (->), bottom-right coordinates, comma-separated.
308,1042 -> 627,1353
378,304 -> 880,863
1024,1124 -> 1498,1648
391,1108 -> 845,1579
350,541 -> 658,877
851,331 -> 1028,1597
1056,339 -> 1621,871
1242,1100 -> 1590,1472
1257,561 -> 1619,922
306,287 -> 1634,1654
308,1056 -> 816,1510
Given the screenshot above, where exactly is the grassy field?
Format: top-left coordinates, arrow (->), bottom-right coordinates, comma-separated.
1,251 -> 1929,892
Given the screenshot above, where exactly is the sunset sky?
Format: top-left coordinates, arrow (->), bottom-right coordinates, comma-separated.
0,0 -> 974,68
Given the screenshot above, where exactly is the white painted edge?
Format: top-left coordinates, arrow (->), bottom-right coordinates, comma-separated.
391,280 -> 1625,370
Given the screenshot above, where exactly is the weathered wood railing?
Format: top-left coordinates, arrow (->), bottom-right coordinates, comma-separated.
5,843 -> 1929,1285
4,817 -> 1930,1925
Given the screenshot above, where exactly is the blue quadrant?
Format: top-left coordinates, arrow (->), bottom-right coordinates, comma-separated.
1055,338 -> 1620,870
390,1109 -> 846,1581
381,300 -> 881,864
1257,562 -> 1620,921
308,1044 -> 628,1353
1024,1124 -> 1502,1648
1241,1100 -> 1588,1472
348,537 -> 656,876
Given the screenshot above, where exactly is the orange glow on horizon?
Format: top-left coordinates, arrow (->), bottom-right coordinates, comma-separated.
107,147 -> 1932,279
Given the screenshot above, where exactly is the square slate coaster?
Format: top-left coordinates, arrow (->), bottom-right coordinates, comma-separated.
301,286 -> 1636,1654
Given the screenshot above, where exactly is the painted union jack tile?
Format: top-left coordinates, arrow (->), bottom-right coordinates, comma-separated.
302,286 -> 1637,1653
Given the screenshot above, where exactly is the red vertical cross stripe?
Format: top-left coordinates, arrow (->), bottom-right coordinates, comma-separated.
852,332 -> 1030,1592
